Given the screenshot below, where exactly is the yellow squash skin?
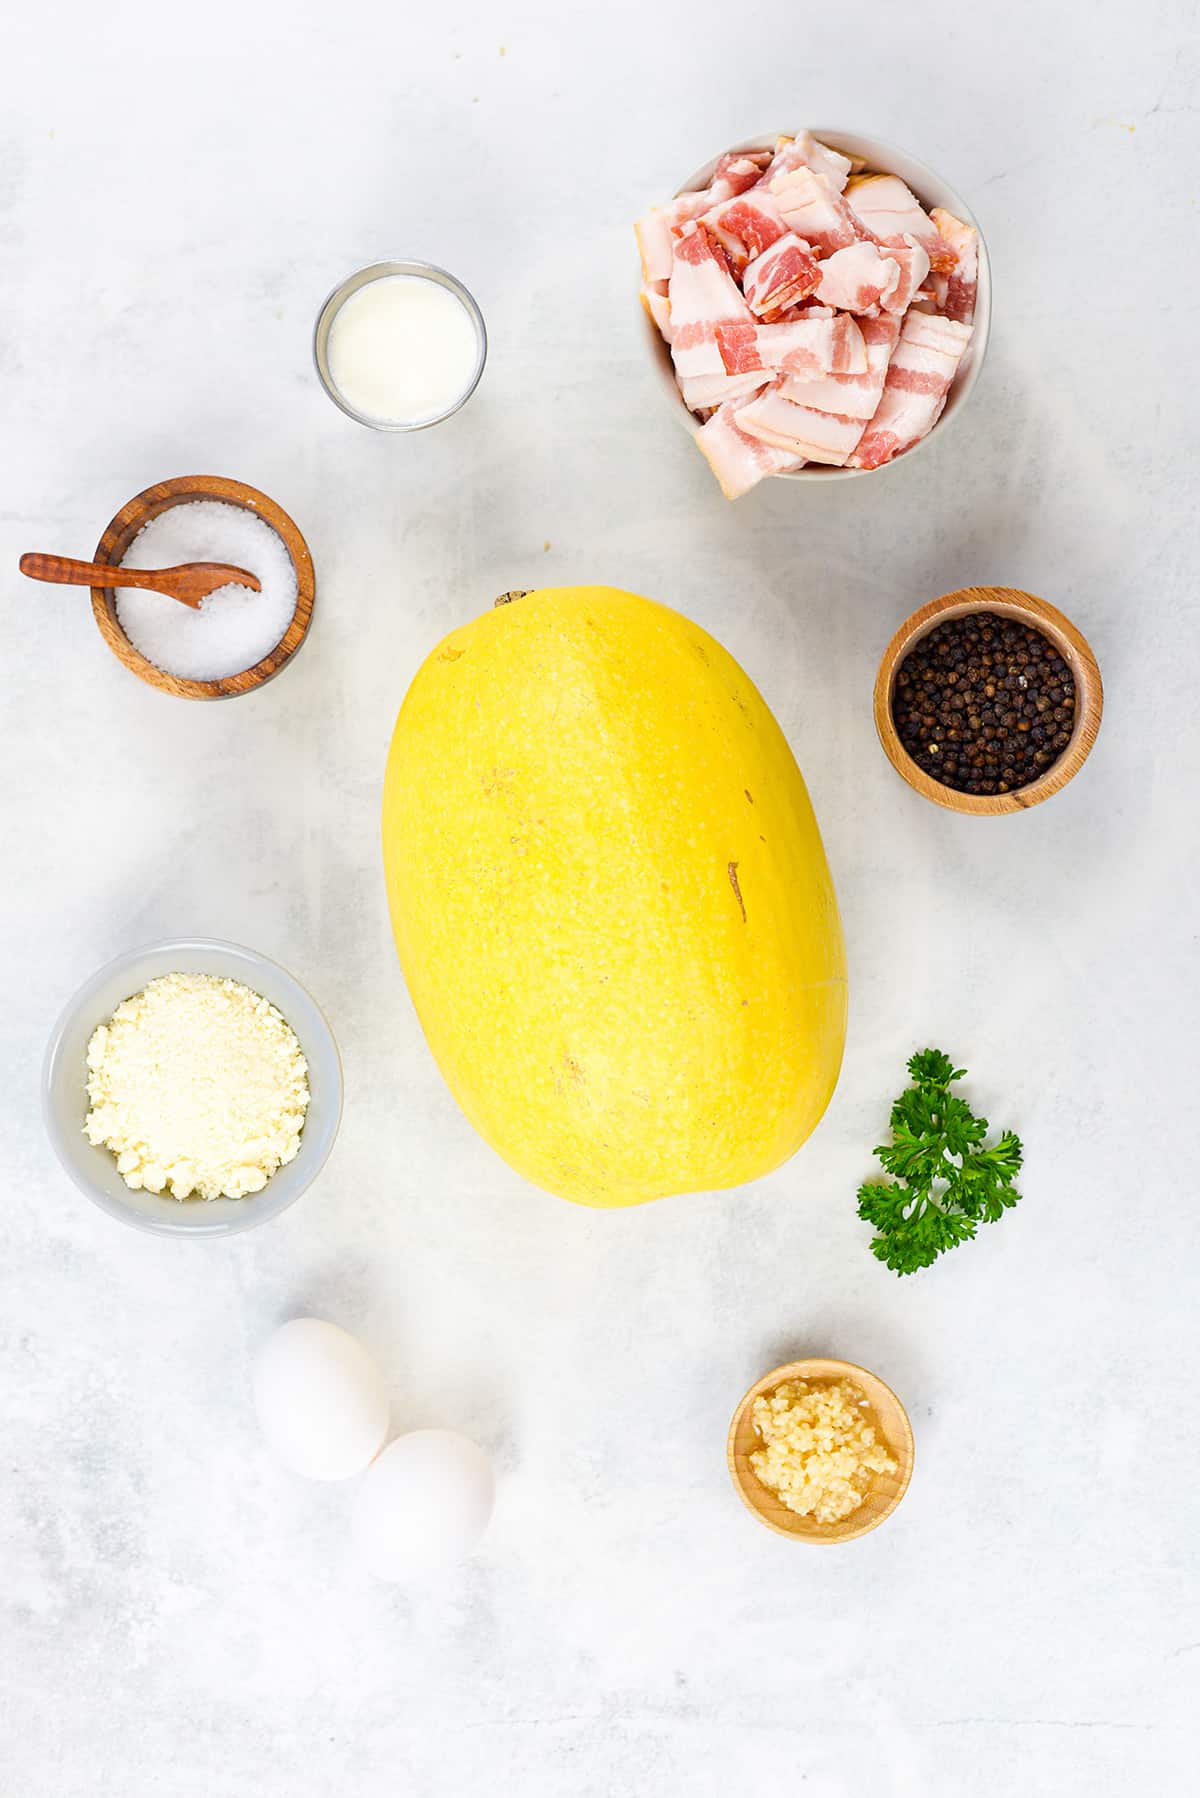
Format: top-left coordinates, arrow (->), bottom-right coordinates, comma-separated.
382,587 -> 847,1206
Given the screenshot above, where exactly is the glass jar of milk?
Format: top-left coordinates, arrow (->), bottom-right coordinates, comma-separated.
313,260 -> 487,430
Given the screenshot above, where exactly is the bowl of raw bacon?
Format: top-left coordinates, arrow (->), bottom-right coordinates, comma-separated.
635,130 -> 989,499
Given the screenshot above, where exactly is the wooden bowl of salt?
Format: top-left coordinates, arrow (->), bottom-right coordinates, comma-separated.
90,474 -> 314,700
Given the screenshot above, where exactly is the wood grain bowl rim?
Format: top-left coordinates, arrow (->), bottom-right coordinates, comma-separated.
727,1357 -> 915,1544
91,475 -> 315,700
873,586 -> 1104,816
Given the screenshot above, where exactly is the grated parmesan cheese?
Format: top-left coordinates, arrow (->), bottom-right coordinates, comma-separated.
750,1377 -> 897,1524
84,973 -> 310,1201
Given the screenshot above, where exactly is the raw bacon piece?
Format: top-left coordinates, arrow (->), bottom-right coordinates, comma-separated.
680,368 -> 772,410
712,313 -> 865,378
670,324 -> 724,383
769,168 -> 864,256
635,208 -> 679,284
859,308 -> 904,355
635,192 -> 725,282
640,282 -> 672,342
668,224 -> 750,326
742,233 -> 821,317
850,311 -> 973,468
814,241 -> 901,314
851,391 -> 950,470
695,395 -> 805,498
757,320 -> 863,378
845,174 -> 954,272
680,314 -> 861,385
736,386 -> 868,465
880,237 -> 931,314
779,314 -> 900,418
759,132 -> 852,194
930,208 -> 978,324
757,315 -> 867,377
635,154 -> 769,282
882,310 -> 972,393
707,151 -> 770,200
714,319 -> 767,374
668,224 -> 756,391
684,311 -> 870,415
701,192 -> 787,269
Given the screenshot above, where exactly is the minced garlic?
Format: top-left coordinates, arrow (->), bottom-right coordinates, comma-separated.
750,1377 -> 897,1524
84,973 -> 309,1201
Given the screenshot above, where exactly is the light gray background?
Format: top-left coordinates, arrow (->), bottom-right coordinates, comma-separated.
3,2 -> 1197,1793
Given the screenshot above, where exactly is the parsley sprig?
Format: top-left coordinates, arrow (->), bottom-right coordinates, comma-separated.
857,1049 -> 1023,1276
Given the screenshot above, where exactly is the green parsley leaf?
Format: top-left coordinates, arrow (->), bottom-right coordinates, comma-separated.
856,1050 -> 1023,1276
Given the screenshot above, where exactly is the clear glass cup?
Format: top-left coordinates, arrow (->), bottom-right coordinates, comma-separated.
313,258 -> 487,431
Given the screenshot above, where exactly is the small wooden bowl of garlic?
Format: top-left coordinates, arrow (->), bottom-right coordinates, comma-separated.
727,1357 -> 914,1543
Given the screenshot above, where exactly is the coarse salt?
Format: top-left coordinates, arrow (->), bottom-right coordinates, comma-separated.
116,500 -> 298,681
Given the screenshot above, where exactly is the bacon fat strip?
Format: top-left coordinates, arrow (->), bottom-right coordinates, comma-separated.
881,237 -> 931,314
635,193 -> 722,283
735,386 -> 869,465
850,311 -> 973,468
759,131 -> 853,194
668,224 -> 756,390
679,368 -> 773,410
708,151 -> 769,199
635,154 -> 770,283
845,174 -> 955,272
710,314 -> 865,380
851,390 -> 950,470
769,167 -> 864,255
640,282 -> 672,342
779,314 -> 900,419
756,314 -> 868,377
742,233 -> 822,317
701,192 -> 788,270
929,208 -> 978,324
695,395 -> 805,498
813,241 -> 901,314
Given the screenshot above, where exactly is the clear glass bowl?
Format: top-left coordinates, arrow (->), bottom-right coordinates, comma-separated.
313,258 -> 487,431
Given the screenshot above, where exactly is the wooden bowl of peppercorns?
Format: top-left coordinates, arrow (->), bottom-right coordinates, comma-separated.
874,587 -> 1103,815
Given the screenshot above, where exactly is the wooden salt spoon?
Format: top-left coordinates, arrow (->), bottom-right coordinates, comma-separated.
19,552 -> 262,611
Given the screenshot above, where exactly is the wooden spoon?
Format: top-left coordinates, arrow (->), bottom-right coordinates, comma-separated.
19,552 -> 262,611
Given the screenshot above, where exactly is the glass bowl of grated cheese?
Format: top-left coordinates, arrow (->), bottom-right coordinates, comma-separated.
42,938 -> 342,1237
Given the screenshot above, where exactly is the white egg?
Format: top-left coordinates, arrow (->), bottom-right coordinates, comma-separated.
253,1317 -> 390,1481
351,1430 -> 495,1581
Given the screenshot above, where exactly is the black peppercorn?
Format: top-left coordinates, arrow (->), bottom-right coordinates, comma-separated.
891,612 -> 1076,797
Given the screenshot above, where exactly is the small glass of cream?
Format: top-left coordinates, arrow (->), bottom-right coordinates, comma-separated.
313,259 -> 487,431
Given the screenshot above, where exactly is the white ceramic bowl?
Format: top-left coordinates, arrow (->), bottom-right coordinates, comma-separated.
640,129 -> 991,483
42,938 -> 343,1238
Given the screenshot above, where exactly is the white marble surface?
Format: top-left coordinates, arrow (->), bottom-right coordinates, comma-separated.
3,2 -> 1198,1792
